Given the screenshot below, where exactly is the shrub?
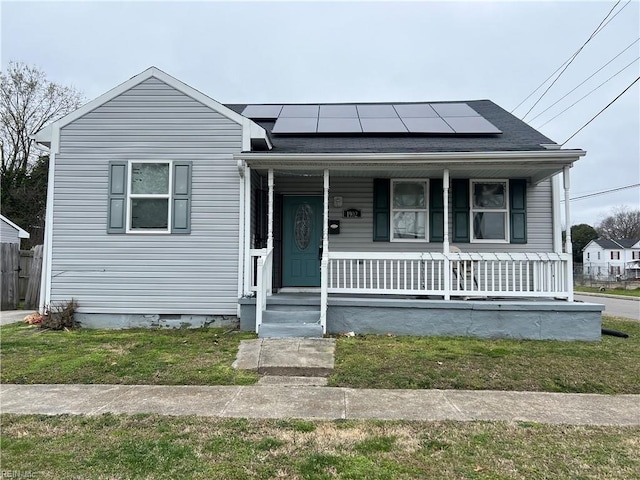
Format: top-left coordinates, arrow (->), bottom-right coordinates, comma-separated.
41,299 -> 79,330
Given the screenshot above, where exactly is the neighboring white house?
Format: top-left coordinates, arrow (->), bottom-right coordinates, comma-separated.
0,214 -> 30,247
583,238 -> 640,279
32,67 -> 604,340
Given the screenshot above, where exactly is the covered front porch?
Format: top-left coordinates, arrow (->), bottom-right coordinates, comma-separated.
235,150 -> 602,340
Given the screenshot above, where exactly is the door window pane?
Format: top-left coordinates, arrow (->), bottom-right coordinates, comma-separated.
131,163 -> 169,194
294,203 -> 313,250
131,198 -> 169,229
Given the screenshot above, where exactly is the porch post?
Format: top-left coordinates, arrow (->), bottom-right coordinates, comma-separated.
241,162 -> 251,299
563,165 -> 574,301
320,169 -> 329,332
267,168 -> 274,295
443,169 -> 451,300
267,169 -> 274,251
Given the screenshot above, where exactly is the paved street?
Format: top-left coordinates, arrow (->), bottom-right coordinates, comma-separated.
575,294 -> 639,321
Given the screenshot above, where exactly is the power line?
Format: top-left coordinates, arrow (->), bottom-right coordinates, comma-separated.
511,0 -> 629,115
561,75 -> 640,145
529,37 -> 639,123
537,56 -> 639,128
522,0 -> 625,120
561,183 -> 640,202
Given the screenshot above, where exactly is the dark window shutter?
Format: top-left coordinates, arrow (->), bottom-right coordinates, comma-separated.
509,179 -> 527,244
373,179 -> 390,242
172,161 -> 192,234
108,161 -> 128,233
429,178 -> 444,242
452,179 -> 469,243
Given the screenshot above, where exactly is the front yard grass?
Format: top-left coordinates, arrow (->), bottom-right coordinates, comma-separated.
0,325 -> 258,385
328,316 -> 640,393
575,286 -> 640,297
1,414 -> 638,479
2,317 -> 639,394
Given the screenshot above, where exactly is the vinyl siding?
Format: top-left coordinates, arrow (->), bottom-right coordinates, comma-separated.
50,78 -> 242,314
0,219 -> 20,244
271,175 -> 553,253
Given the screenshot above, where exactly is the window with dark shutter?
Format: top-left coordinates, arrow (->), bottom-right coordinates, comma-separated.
429,178 -> 444,242
373,179 -> 390,242
452,179 -> 470,243
107,161 -> 128,233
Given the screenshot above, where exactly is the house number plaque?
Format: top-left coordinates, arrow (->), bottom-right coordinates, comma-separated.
343,209 -> 361,218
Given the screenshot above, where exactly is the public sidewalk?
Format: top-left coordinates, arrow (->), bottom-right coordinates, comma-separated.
1,384 -> 638,426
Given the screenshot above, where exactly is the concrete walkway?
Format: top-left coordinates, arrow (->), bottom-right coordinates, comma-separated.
0,310 -> 35,326
1,384 -> 638,426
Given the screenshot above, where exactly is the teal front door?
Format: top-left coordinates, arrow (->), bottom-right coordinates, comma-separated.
282,196 -> 323,287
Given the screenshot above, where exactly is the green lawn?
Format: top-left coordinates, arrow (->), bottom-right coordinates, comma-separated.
328,317 -> 640,394
575,286 -> 640,297
1,414 -> 638,479
2,317 -> 639,394
0,325 -> 258,385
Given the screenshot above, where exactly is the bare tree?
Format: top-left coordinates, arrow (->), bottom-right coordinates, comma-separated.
1,62 -> 83,178
597,206 -> 640,240
1,62 -> 84,246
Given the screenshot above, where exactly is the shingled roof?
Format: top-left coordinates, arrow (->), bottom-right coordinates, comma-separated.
225,100 -> 556,154
592,238 -> 640,249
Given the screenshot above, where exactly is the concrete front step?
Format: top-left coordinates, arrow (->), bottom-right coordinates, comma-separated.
259,322 -> 323,338
262,309 -> 320,324
233,338 -> 336,377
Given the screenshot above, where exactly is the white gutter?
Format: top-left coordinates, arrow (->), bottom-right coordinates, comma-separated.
234,149 -> 586,164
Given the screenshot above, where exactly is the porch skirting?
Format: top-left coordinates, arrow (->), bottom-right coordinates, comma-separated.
239,297 -> 604,341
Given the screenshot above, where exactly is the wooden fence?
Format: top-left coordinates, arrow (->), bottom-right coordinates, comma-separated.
1,243 -> 20,310
24,245 -> 43,309
0,244 -> 42,310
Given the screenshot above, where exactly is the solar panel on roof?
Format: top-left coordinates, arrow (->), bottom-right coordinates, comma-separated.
319,105 -> 358,118
431,103 -> 480,117
317,118 -> 362,133
241,105 -> 282,119
356,105 -> 398,118
402,117 -> 455,133
445,116 -> 502,134
394,104 -> 439,118
360,118 -> 408,133
272,117 -> 318,133
280,105 -> 320,118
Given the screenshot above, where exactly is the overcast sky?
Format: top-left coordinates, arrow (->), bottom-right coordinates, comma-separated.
2,0 -> 639,228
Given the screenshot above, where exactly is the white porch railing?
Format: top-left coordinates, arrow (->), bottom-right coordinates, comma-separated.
327,251 -> 572,299
249,248 -> 266,292
254,247 -> 273,333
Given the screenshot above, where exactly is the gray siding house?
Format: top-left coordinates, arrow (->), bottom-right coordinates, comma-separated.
0,215 -> 30,246
34,67 -> 603,339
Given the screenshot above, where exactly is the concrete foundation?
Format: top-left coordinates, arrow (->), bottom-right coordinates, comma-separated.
239,295 -> 604,341
75,313 -> 238,329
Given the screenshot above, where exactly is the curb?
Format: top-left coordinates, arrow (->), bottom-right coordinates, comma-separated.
574,291 -> 640,302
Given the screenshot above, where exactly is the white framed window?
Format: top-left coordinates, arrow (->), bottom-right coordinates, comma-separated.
598,251 -> 601,260
470,180 -> 509,242
391,180 -> 429,241
126,161 -> 173,233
